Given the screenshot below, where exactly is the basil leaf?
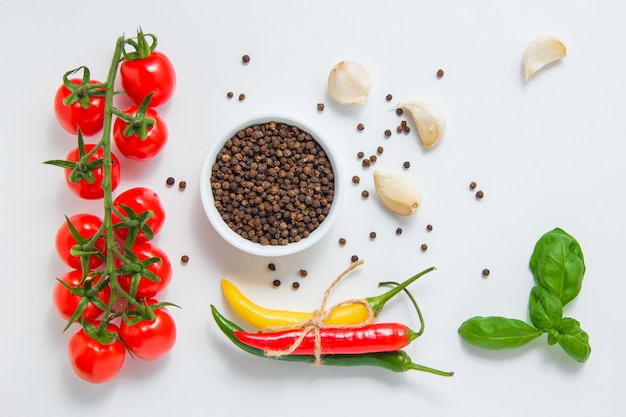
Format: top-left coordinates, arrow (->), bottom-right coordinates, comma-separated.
529,228 -> 585,306
458,316 -> 542,350
555,318 -> 591,363
528,286 -> 563,332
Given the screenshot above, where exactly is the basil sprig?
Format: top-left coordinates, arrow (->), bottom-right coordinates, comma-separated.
458,228 -> 591,363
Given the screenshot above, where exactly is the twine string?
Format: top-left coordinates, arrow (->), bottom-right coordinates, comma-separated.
261,259 -> 374,366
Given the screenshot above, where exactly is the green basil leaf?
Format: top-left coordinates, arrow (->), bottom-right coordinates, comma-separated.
556,319 -> 591,363
529,228 -> 585,306
528,286 -> 563,332
458,316 -> 542,350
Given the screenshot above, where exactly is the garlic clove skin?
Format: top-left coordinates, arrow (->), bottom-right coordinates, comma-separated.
398,101 -> 446,148
373,170 -> 422,216
523,35 -> 567,81
327,61 -> 372,105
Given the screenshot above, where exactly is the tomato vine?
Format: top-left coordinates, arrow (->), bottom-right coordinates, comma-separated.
46,29 -> 177,383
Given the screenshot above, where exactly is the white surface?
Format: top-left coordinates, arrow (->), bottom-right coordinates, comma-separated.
0,1 -> 624,416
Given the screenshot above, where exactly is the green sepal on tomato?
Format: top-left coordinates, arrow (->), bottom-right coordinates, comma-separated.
120,29 -> 176,107
63,142 -> 120,199
53,270 -> 111,324
111,187 -> 166,243
117,242 -> 172,299
53,67 -> 106,136
113,91 -> 168,160
55,213 -> 106,271
120,299 -> 177,361
68,322 -> 126,384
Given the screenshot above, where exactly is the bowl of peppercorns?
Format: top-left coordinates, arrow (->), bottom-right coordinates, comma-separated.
200,115 -> 343,257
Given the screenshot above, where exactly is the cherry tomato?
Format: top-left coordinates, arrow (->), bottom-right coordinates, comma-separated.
111,187 -> 166,243
118,242 -> 172,299
55,213 -> 105,270
64,144 -> 121,199
54,78 -> 106,136
113,105 -> 168,160
120,300 -> 177,360
120,51 -> 176,107
53,270 -> 111,323
68,323 -> 126,384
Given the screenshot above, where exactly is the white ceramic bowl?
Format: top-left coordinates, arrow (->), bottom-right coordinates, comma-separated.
200,114 -> 343,257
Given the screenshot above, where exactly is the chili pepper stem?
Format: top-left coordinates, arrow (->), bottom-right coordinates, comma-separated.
405,361 -> 454,377
366,266 -> 435,317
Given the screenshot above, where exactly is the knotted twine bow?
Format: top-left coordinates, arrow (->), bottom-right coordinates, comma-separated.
260,259 -> 374,366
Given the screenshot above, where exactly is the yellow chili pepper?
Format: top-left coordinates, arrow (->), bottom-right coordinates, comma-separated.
220,266 -> 435,329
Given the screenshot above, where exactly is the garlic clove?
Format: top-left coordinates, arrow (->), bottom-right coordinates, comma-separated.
523,35 -> 567,81
373,170 -> 422,216
398,101 -> 446,148
327,61 -> 372,104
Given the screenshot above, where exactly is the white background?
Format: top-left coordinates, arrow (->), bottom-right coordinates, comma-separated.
1,1 -> 624,416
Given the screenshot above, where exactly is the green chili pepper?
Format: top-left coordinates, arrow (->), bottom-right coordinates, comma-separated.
210,305 -> 453,377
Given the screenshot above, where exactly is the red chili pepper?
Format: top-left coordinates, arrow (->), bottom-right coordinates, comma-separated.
233,322 -> 418,355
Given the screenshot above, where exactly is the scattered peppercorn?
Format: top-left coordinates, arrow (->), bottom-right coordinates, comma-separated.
351,255 -> 359,263
178,181 -> 187,190
401,120 -> 407,128
386,94 -> 393,101
482,268 -> 490,277
268,263 -> 276,271
272,279 -> 281,287
361,190 -> 369,199
238,93 -> 246,101
403,125 -> 411,134
396,108 -> 403,116
469,181 -> 477,190
420,243 -> 428,251
403,161 -> 410,169
292,282 -> 300,290
475,190 -> 485,199
227,91 -> 234,99
369,231 -> 377,239
396,125 -> 404,133
298,269 -> 308,277
166,177 -> 175,186
317,103 -> 325,111
351,175 -> 360,184
437,68 -> 444,78
362,159 -> 371,168
181,255 -> 189,264
357,151 -> 365,159
369,155 -> 377,164
384,129 -> 392,137
338,237 -> 346,246
242,54 -> 250,63
377,146 -> 384,155
357,123 -> 365,131
426,224 -> 433,231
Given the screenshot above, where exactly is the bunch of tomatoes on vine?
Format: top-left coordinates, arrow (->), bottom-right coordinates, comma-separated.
46,28 -> 178,384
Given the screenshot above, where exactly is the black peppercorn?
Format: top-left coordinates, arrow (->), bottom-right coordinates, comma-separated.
242,54 -> 250,63
272,279 -> 281,287
166,177 -> 175,186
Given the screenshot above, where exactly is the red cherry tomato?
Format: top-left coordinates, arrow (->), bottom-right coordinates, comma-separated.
111,187 -> 166,243
68,323 -> 126,384
113,105 -> 168,160
53,270 -> 111,323
64,144 -> 121,199
54,78 -> 105,136
55,213 -> 105,270
120,300 -> 177,360
120,51 -> 176,107
118,242 -> 172,299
